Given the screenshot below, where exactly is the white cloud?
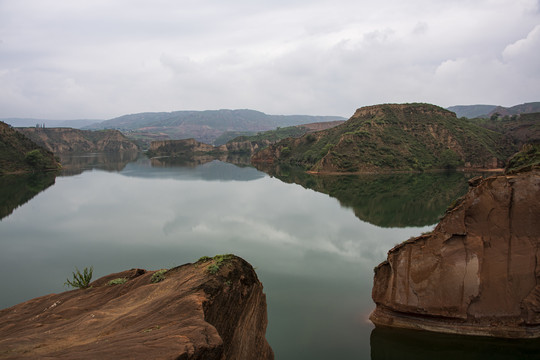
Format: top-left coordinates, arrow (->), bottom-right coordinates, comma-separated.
0,0 -> 539,119
503,24 -> 540,75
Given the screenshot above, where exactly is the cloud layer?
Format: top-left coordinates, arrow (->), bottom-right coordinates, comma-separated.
1,0 -> 539,119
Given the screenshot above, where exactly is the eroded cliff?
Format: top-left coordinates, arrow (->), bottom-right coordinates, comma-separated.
0,255 -> 273,359
370,168 -> 540,338
17,128 -> 139,153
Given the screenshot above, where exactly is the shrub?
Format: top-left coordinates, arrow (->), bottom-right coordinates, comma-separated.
107,278 -> 128,286
205,254 -> 234,274
280,147 -> 291,157
151,269 -> 167,283
25,149 -> 45,168
65,266 -> 93,289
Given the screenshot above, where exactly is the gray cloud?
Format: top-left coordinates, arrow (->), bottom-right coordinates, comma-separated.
0,0 -> 539,119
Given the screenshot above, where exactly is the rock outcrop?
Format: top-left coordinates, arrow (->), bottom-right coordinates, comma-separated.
0,255 -> 274,359
16,128 -> 139,153
370,168 -> 540,338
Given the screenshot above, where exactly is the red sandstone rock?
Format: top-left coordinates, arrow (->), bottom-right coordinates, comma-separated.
0,256 -> 273,359
370,168 -> 540,338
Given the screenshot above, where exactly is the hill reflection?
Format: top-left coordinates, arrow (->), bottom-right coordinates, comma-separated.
0,172 -> 56,220
253,163 -> 485,227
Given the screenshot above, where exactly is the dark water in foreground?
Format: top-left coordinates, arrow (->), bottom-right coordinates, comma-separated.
1,153 -> 538,359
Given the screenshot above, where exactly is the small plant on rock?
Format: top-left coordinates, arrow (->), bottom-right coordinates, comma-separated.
107,278 -> 128,286
206,254 -> 234,274
64,266 -> 93,289
151,269 -> 168,283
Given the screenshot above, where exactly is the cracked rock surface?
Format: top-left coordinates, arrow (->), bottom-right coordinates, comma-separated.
371,168 -> 540,338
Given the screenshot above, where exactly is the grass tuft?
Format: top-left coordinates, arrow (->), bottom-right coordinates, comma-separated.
64,266 -> 93,289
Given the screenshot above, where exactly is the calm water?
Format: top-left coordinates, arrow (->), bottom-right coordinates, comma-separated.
1,154 -> 538,359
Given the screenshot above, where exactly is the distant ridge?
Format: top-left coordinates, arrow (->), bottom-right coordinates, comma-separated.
447,102 -> 540,118
1,118 -> 102,129
84,109 -> 346,145
446,105 -> 497,118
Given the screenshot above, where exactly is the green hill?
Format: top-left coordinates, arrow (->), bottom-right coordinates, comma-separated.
252,103 -> 514,173
0,122 -> 60,174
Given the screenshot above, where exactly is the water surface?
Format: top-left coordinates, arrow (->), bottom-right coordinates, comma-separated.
1,154 -> 537,359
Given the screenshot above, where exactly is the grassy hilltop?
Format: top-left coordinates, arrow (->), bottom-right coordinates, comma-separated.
253,103 -> 514,173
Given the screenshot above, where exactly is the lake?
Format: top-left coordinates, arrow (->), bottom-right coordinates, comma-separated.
1,153 -> 538,359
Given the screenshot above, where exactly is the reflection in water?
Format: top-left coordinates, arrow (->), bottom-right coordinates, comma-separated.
254,163 -> 487,227
3,155 -> 533,358
370,327 -> 540,360
124,156 -> 265,182
0,172 -> 56,220
58,151 -> 140,176
150,153 -> 252,168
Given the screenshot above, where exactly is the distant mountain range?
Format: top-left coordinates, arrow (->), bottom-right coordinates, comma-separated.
447,102 -> 540,118
0,118 -> 102,129
83,109 -> 346,145
2,102 -> 538,146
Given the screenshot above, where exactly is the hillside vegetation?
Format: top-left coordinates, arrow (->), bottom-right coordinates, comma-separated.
0,122 -> 60,174
470,112 -> 540,148
505,143 -> 540,174
252,103 -> 514,173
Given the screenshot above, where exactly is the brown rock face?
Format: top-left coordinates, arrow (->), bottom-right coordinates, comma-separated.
16,128 -> 139,153
0,256 -> 273,359
370,169 -> 540,338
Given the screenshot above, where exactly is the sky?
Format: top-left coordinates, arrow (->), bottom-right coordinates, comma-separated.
1,0 -> 539,120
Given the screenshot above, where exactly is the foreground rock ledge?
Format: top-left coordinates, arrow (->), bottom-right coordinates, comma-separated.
0,255 -> 274,359
371,168 -> 540,338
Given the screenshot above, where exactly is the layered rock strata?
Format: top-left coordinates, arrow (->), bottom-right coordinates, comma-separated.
371,168 -> 540,338
17,128 -> 139,153
0,256 -> 273,359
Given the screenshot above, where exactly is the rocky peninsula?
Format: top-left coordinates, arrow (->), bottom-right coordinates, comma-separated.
0,255 -> 273,359
370,166 -> 540,338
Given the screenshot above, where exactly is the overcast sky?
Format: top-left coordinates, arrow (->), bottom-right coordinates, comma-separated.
1,0 -> 539,120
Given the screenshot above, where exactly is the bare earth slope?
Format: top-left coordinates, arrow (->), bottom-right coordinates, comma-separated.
0,256 -> 273,359
370,168 -> 540,338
